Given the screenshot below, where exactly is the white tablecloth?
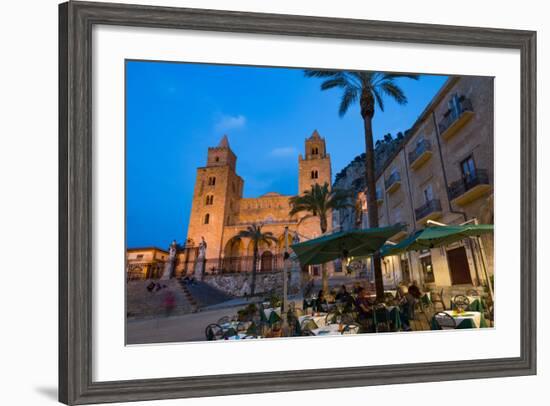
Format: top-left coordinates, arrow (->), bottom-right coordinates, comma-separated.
263,307 -> 281,320
439,310 -> 481,328
311,324 -> 359,336
298,314 -> 327,328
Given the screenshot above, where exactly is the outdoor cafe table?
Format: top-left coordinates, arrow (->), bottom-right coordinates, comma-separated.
434,310 -> 488,329
311,323 -> 359,336
373,305 -> 402,331
261,307 -> 281,325
225,333 -> 261,340
298,313 -> 328,328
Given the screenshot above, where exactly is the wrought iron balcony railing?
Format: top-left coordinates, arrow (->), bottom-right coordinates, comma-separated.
448,169 -> 490,201
384,171 -> 401,191
408,139 -> 432,165
415,199 -> 442,221
438,97 -> 474,135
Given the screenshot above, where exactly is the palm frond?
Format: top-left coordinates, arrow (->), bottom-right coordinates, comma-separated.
372,88 -> 385,112
382,72 -> 420,81
320,76 -> 348,90
304,69 -> 340,78
380,81 -> 407,105
297,214 -> 316,225
338,86 -> 358,117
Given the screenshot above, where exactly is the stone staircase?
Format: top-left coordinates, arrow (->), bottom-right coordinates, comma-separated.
126,279 -> 193,319
180,280 -> 233,309
178,282 -> 199,313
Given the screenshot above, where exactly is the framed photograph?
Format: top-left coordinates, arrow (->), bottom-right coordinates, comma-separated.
59,1 -> 536,404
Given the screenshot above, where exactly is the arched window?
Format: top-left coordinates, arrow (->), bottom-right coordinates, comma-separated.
205,195 -> 214,205
208,176 -> 216,186
204,213 -> 210,224
311,147 -> 319,155
311,170 -> 319,179
215,156 -> 220,162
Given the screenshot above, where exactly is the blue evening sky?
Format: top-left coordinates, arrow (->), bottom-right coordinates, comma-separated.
126,61 -> 448,248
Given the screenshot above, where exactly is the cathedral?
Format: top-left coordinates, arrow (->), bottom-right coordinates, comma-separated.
185,130 -> 333,274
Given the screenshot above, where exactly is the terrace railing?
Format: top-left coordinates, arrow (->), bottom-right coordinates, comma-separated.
438,97 -> 474,135
448,169 -> 490,201
384,171 -> 401,191
408,139 -> 432,164
415,199 -> 442,221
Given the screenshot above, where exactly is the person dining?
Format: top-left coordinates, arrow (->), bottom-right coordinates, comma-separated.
335,285 -> 350,302
314,289 -> 328,312
355,287 -> 374,323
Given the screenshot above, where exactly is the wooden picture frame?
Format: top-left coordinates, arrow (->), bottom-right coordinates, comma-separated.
59,1 -> 536,404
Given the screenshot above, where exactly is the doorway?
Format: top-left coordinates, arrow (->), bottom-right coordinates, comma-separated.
260,251 -> 273,272
447,246 -> 472,285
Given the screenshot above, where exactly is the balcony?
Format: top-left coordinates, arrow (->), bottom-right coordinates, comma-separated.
415,199 -> 442,224
448,169 -> 491,206
438,97 -> 474,140
408,139 -> 433,170
384,172 -> 401,194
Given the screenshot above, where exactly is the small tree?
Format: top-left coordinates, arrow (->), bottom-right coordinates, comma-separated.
229,224 -> 277,296
289,182 -> 352,292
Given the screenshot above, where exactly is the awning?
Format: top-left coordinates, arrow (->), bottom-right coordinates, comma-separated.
380,224 -> 494,257
291,224 -> 404,266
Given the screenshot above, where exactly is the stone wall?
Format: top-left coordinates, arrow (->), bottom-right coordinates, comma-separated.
203,266 -> 301,297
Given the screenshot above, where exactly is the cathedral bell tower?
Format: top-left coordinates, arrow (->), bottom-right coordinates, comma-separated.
298,130 -> 332,194
186,135 -> 243,260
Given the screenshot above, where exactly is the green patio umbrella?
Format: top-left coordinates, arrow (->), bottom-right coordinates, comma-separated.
290,224 -> 404,267
380,224 -> 494,257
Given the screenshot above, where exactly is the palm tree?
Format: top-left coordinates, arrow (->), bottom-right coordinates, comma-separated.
289,182 -> 352,293
305,70 -> 419,300
229,223 -> 277,296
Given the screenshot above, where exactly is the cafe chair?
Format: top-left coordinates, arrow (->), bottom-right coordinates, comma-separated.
431,289 -> 446,311
325,310 -> 341,325
217,316 -> 230,325
452,295 -> 470,311
431,312 -> 457,330
205,323 -> 224,341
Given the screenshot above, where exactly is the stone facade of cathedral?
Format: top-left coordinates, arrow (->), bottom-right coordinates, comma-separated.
185,130 -> 333,276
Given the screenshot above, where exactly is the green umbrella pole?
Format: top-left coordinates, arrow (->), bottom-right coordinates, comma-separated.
468,237 -> 482,287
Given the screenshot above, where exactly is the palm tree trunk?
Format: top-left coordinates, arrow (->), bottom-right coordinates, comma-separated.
251,247 -> 258,296
362,114 -> 385,301
319,215 -> 329,295
321,265 -> 329,294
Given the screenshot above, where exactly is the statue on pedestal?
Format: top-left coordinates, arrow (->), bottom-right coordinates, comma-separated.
194,236 -> 207,281
161,240 -> 178,280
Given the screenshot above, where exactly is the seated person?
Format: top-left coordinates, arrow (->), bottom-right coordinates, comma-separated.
396,281 -> 408,298
335,285 -> 351,302
407,281 -> 422,299
355,287 -> 373,320
314,290 -> 328,312
402,281 -> 421,321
